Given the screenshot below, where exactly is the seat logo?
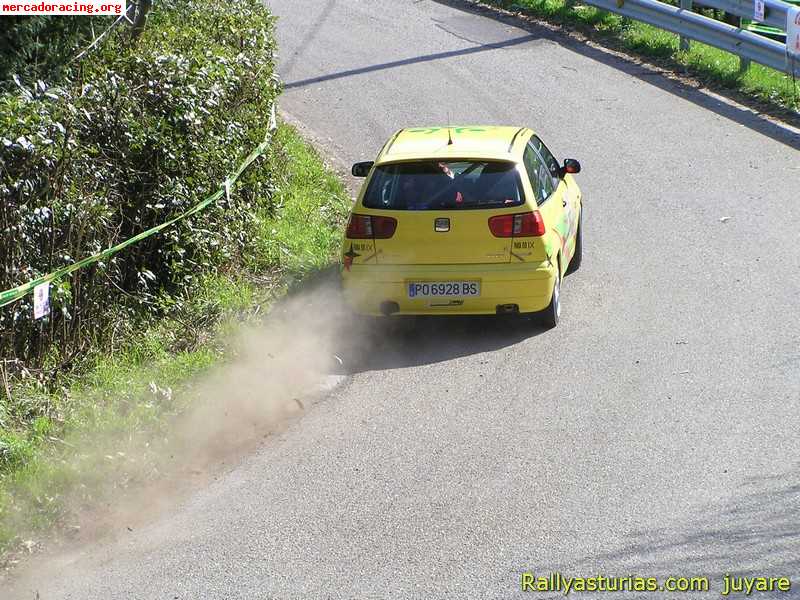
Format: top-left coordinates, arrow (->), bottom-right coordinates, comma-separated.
434,218 -> 450,232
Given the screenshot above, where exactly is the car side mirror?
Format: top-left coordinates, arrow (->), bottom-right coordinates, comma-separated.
561,158 -> 581,176
351,161 -> 374,177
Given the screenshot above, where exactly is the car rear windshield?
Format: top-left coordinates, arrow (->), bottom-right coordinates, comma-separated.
362,160 -> 523,210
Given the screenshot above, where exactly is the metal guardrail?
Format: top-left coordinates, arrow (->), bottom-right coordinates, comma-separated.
699,0 -> 790,28
580,0 -> 800,76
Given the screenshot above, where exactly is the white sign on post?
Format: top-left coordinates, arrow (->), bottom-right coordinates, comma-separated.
754,0 -> 765,22
789,6 -> 800,59
33,282 -> 50,320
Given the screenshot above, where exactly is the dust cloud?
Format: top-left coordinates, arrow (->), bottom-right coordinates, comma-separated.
170,268 -> 361,472
2,266 -> 374,591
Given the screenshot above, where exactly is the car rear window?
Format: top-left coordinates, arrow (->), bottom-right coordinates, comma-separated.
362,160 -> 523,210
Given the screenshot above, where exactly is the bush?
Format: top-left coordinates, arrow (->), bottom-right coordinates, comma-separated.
0,16 -> 101,85
0,0 -> 281,369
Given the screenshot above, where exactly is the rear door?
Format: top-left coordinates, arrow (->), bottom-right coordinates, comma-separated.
522,138 -> 571,265
530,135 -> 579,263
360,160 -> 523,265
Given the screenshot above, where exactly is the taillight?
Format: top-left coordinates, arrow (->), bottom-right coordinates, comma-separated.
346,214 -> 372,238
371,216 -> 397,238
488,211 -> 545,237
346,214 -> 396,239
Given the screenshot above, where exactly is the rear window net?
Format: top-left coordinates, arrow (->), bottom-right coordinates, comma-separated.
362,160 -> 524,210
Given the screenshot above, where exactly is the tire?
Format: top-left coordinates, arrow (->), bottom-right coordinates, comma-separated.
566,204 -> 582,275
538,264 -> 561,329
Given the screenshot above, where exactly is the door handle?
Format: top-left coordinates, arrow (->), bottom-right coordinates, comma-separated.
562,199 -> 567,207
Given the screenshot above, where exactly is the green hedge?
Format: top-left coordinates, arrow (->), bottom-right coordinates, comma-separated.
0,0 -> 281,368
0,16 -> 100,85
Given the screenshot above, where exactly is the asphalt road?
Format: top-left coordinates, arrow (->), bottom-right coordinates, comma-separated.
11,1 -> 800,598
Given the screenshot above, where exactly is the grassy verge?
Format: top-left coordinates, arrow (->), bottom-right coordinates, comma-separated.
0,123 -> 350,559
493,0 -> 799,110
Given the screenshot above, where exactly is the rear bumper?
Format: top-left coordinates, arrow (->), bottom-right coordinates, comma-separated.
341,261 -> 556,316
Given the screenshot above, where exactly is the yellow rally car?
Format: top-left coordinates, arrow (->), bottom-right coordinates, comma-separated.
340,126 -> 582,328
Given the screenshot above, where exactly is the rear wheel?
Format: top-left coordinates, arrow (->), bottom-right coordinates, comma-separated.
566,205 -> 582,275
538,264 -> 561,329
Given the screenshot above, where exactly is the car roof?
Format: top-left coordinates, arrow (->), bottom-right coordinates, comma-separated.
375,126 -> 532,164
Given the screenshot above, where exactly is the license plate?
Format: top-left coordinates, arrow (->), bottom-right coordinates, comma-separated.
407,281 -> 480,298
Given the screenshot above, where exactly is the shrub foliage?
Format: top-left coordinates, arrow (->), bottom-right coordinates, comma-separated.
0,0 -> 281,369
0,16 -> 99,85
